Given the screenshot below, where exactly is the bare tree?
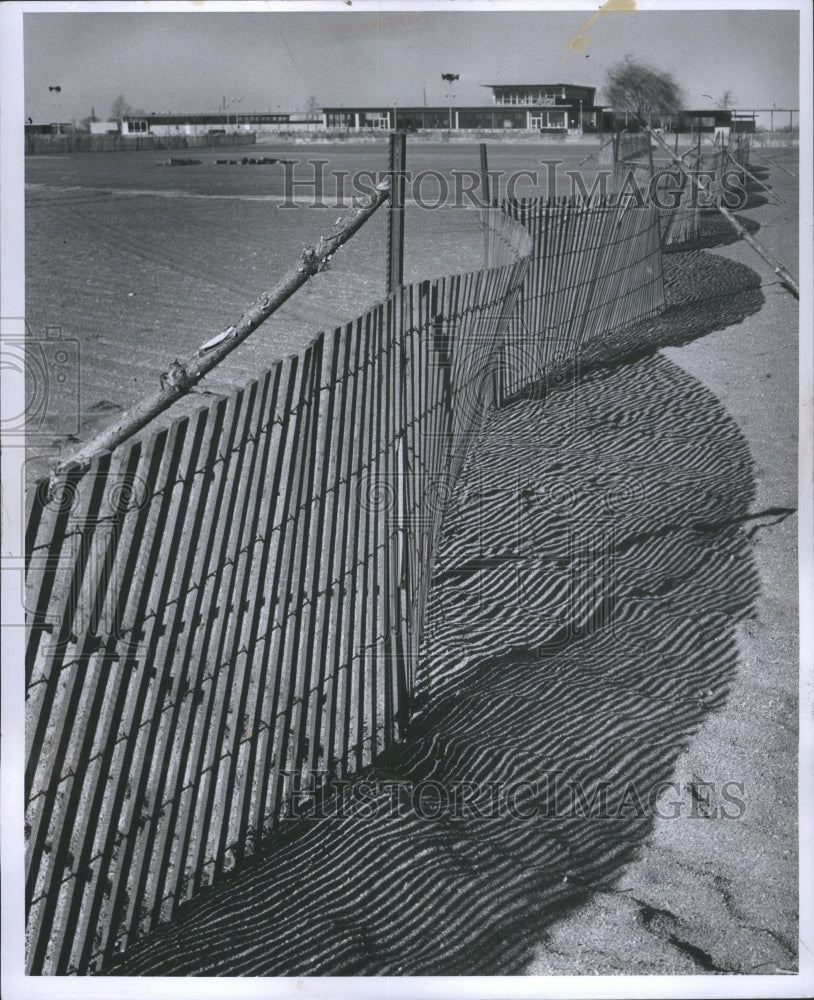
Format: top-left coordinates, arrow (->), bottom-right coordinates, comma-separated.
603,56 -> 684,127
719,89 -> 736,110
110,94 -> 132,121
305,95 -> 320,117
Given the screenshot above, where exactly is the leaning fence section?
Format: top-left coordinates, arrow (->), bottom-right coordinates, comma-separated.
24,211 -> 531,975
729,132 -> 751,167
654,163 -> 701,247
492,193 -> 664,401
598,130 -> 652,166
601,134 -> 749,250
683,146 -> 727,203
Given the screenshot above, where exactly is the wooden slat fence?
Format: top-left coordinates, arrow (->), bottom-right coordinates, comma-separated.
652,145 -> 731,247
682,145 -> 727,204
602,135 -> 749,250
729,132 -> 751,167
492,192 -> 664,401
653,159 -> 701,247
598,130 -> 652,166
598,134 -> 703,250
24,213 -> 532,974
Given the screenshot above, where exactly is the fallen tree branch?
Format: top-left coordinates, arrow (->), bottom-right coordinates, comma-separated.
54,177 -> 392,475
745,144 -> 797,179
722,146 -> 784,204
646,127 -> 799,299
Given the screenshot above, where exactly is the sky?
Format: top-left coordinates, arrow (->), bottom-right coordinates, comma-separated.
21,4 -> 802,124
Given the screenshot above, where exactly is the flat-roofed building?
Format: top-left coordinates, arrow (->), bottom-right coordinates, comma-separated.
323,82 -> 603,132
483,82 -> 601,130
119,111 -> 322,136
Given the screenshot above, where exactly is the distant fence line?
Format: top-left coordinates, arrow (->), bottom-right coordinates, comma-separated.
750,130 -> 798,148
615,134 -> 751,248
24,129 -> 770,158
659,139 -> 749,246
25,132 -> 258,155
26,130 -> 743,972
729,132 -> 751,166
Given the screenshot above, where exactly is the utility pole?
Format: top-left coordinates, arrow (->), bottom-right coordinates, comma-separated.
441,72 -> 459,136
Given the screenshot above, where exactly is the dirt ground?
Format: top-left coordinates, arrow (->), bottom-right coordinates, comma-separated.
24,143 -> 491,485
22,137 -> 701,486
525,150 -> 800,975
23,140 -> 802,979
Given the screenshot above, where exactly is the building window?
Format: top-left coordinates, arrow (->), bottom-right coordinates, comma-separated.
363,111 -> 390,129
458,110 -> 498,129
326,112 -> 354,127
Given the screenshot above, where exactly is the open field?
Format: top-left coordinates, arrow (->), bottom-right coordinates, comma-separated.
24,138 -> 718,486
27,140 -> 570,483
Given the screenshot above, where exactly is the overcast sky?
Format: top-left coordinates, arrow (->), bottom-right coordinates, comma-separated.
23,5 -> 801,123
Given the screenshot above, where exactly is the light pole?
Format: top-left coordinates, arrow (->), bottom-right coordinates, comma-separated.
446,91 -> 456,134
393,101 -> 398,131
441,71 -> 459,133
579,98 -> 583,133
225,98 -> 241,133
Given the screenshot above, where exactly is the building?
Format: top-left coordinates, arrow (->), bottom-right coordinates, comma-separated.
24,121 -> 75,136
730,111 -> 757,133
90,120 -> 119,135
323,82 -> 604,133
680,109 -> 737,134
117,111 -> 322,136
483,83 -> 601,130
597,108 -> 757,135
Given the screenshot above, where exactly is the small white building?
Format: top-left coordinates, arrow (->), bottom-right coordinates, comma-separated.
90,121 -> 119,135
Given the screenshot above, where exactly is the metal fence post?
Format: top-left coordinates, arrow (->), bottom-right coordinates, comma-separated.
387,131 -> 406,294
479,142 -> 491,265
